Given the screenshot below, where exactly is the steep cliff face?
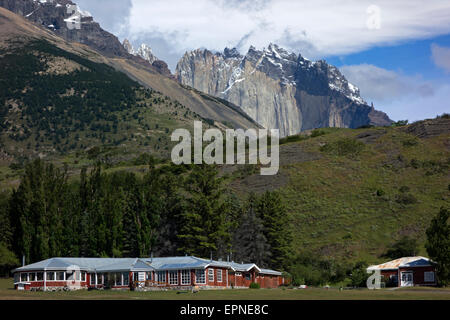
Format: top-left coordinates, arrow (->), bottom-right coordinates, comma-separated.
176,44 -> 392,136
0,0 -> 130,58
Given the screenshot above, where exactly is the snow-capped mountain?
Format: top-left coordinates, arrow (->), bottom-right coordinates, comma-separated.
123,40 -> 159,65
176,44 -> 391,136
0,0 -> 129,58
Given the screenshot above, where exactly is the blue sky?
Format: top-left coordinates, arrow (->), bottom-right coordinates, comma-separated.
76,0 -> 450,122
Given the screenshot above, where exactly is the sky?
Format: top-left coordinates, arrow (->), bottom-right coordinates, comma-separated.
75,0 -> 450,122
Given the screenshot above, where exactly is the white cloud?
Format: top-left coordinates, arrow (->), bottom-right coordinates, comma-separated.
124,0 -> 450,60
431,43 -> 450,73
340,64 -> 448,121
340,64 -> 434,102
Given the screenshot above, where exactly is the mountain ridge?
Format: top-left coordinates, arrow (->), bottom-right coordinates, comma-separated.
176,44 -> 392,137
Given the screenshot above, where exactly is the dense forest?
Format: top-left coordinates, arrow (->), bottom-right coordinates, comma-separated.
0,159 -> 291,273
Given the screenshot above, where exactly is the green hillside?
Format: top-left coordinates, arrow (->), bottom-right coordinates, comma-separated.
0,39 -> 210,165
227,121 -> 450,267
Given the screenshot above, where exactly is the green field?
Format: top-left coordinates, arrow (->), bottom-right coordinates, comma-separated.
0,279 -> 449,300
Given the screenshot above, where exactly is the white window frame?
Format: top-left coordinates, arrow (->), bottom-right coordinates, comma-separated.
157,271 -> 166,283
90,273 -> 96,285
20,273 -> 28,282
115,273 -> 122,286
123,272 -> 129,286
96,273 -> 103,285
235,272 -> 242,276
424,271 -> 435,282
181,270 -> 191,285
208,269 -> 214,282
46,271 -> 55,281
36,272 -> 44,281
169,270 -> 178,285
195,269 -> 206,284
217,269 -> 223,282
56,271 -> 65,281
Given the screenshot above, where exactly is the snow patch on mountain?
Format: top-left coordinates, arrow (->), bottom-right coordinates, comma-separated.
123,39 -> 159,64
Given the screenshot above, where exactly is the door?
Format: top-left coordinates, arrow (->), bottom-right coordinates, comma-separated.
401,271 -> 413,287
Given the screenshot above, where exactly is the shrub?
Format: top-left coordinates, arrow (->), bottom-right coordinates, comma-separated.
249,282 -> 260,289
320,138 -> 365,157
395,193 -> 418,205
402,138 -> 419,147
311,129 -> 327,138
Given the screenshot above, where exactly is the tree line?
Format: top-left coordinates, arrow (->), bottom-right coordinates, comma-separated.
0,159 -> 291,274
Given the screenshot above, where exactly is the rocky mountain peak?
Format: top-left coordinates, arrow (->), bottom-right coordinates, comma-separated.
122,39 -> 159,65
122,39 -> 135,55
136,43 -> 158,64
176,43 -> 392,136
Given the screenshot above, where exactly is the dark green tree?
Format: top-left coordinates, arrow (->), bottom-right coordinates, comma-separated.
233,193 -> 269,267
177,165 -> 230,258
257,191 -> 292,270
382,236 -> 418,259
426,207 -> 450,286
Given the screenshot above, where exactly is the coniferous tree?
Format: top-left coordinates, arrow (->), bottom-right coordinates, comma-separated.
178,165 -> 230,258
257,191 -> 292,270
426,207 -> 450,286
233,193 -> 269,266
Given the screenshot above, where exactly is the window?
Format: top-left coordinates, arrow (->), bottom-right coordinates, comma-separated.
195,270 -> 206,284
46,272 -> 55,281
146,272 -> 152,281
157,271 -> 166,283
81,272 -> 86,282
97,274 -> 103,285
37,272 -> 43,281
181,270 -> 191,285
217,269 -> 223,282
169,271 -> 178,285
115,273 -> 122,286
244,273 -> 251,281
235,272 -> 242,277
56,272 -> 65,281
123,272 -> 129,286
208,269 -> 214,282
20,273 -> 27,282
29,273 -> 36,281
424,272 -> 435,282
90,274 -> 96,285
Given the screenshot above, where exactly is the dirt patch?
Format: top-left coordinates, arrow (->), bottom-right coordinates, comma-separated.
356,129 -> 387,144
279,143 -> 322,166
229,169 -> 289,194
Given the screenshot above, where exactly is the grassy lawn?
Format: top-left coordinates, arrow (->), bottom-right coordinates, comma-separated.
1,279 -> 449,300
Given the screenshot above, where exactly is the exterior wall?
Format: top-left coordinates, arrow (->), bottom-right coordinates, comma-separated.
380,270 -> 399,287
14,270 -> 89,291
398,266 -> 437,287
205,267 -> 228,287
255,274 -> 280,289
16,269 -> 285,291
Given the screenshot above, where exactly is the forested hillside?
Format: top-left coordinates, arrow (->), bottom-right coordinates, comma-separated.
0,38 -> 211,165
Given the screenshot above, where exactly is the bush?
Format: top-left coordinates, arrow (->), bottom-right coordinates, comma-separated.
320,138 -> 365,157
249,282 -> 260,289
395,193 -> 418,205
311,129 -> 327,138
350,261 -> 369,287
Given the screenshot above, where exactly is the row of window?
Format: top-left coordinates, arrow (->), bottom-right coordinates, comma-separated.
18,269 -> 235,285
88,273 -> 129,286
132,269 -> 224,285
18,271 -> 87,283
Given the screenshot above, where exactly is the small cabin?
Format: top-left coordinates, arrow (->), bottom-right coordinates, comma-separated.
367,256 -> 437,287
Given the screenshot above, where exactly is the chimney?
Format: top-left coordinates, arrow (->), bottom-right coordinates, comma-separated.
22,255 -> 25,267
150,251 -> 153,263
210,251 -> 213,262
